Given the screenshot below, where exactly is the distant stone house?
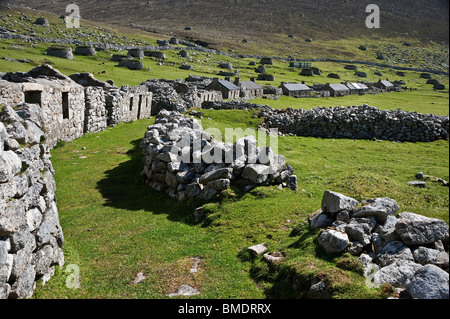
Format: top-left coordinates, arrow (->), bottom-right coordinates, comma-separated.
279,82 -> 311,97
323,83 -> 350,97
346,82 -> 369,95
374,80 -> 395,92
234,78 -> 264,99
205,78 -> 240,99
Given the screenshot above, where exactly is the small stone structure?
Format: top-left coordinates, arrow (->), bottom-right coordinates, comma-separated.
310,190 -> 449,299
0,65 -> 85,147
74,46 -> 97,56
1,104 -> 64,299
140,110 -> 298,201
46,45 -> 74,60
0,65 -> 152,146
259,105 -> 450,142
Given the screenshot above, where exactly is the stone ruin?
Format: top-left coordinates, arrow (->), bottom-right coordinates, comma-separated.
259,105 -> 450,143
1,103 -> 64,299
309,190 -> 449,299
0,65 -> 155,299
0,65 -> 152,147
140,110 -> 298,202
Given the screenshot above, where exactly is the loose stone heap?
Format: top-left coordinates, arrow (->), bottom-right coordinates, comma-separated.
140,110 -> 298,201
311,190 -> 449,299
259,105 -> 450,142
1,103 -> 64,299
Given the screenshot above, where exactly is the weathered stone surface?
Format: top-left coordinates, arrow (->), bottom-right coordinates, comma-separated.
352,197 -> 399,222
242,164 -> 269,184
0,104 -> 64,298
375,241 -> 414,267
248,243 -> 268,256
317,229 -> 349,254
0,150 -> 22,183
321,191 -> 358,214
374,260 -> 423,289
395,213 -> 449,245
408,264 -> 449,299
413,247 -> 449,270
308,209 -> 333,230
199,168 -> 233,185
307,278 -> 330,299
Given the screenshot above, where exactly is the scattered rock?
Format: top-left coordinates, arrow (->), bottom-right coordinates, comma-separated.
248,243 -> 268,256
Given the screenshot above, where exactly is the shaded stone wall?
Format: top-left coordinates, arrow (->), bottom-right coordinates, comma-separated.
140,110 -> 298,202
0,104 -> 64,299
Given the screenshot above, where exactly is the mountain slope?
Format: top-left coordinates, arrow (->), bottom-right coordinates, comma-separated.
9,0 -> 449,54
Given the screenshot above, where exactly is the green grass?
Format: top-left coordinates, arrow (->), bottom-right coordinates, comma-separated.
32,109 -> 448,299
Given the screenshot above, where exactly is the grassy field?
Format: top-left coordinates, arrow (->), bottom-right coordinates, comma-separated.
32,109 -> 448,299
1,4 -> 449,300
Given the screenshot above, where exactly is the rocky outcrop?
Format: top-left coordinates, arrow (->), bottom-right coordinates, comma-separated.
310,190 -> 449,299
259,105 -> 449,142
140,110 -> 298,201
1,103 -> 64,299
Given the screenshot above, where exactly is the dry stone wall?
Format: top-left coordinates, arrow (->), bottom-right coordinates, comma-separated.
0,103 -> 64,299
259,105 -> 449,142
140,110 -> 298,201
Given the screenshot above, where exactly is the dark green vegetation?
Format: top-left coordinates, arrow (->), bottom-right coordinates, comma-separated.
32,110 -> 448,299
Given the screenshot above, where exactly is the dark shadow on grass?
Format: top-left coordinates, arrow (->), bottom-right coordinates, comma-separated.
96,138 -> 201,225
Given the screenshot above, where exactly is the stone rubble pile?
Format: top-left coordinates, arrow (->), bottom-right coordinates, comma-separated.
0,103 -> 64,299
311,190 -> 449,299
140,110 -> 298,201
259,105 -> 450,142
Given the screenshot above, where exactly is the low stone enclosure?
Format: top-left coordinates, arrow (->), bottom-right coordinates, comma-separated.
1,104 -> 64,299
140,110 -> 298,202
311,191 -> 449,299
0,65 -> 152,147
259,105 -> 449,143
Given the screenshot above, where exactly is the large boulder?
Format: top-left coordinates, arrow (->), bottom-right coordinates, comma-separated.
408,264 -> 449,299
395,212 -> 449,245
321,191 -> 358,214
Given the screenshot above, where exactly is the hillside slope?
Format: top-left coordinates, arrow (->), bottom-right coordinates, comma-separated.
8,0 -> 449,54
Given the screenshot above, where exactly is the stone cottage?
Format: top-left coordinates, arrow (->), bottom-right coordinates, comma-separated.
205,78 -> 240,100
234,78 -> 264,99
323,83 -> 350,97
374,80 -> 395,92
0,65 -> 85,147
279,82 -> 311,97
